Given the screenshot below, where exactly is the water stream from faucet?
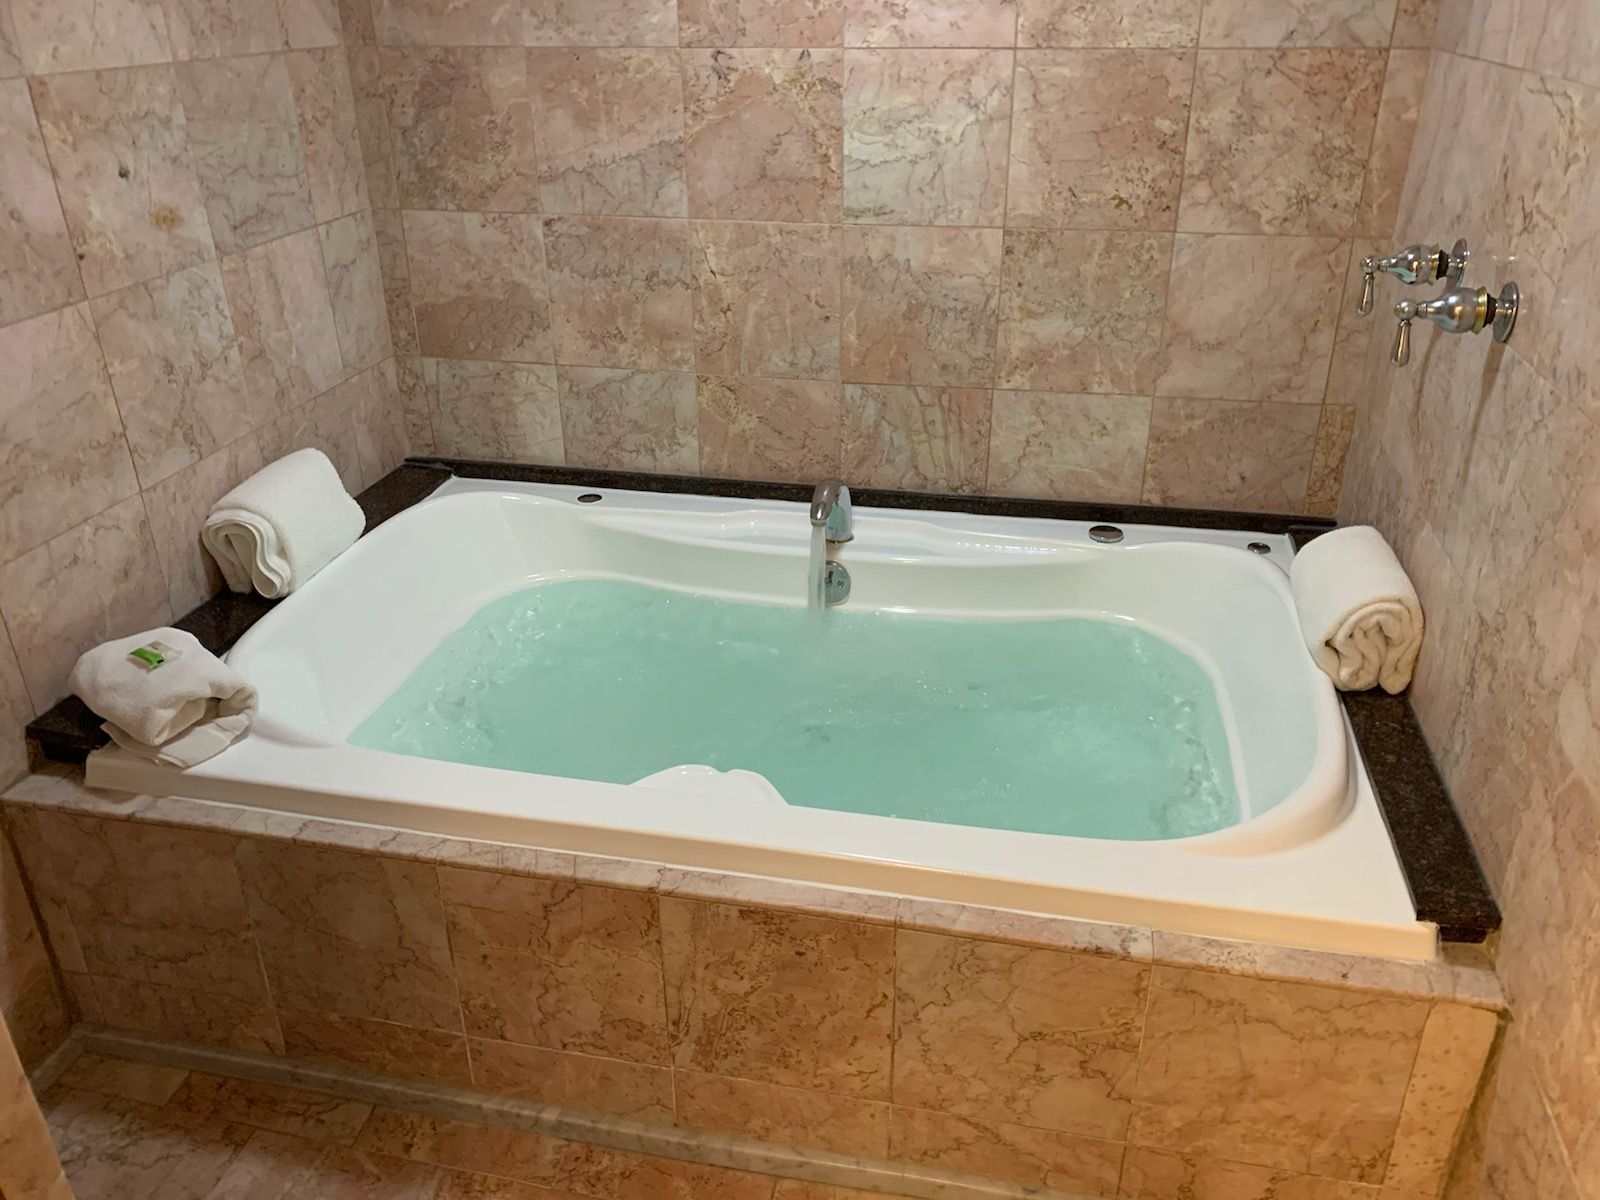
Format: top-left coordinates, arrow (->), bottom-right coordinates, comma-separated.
807,523 -> 827,616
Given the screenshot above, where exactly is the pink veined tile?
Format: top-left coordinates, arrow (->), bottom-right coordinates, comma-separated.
556,367 -> 699,474
431,361 -> 563,464
1142,398 -> 1323,512
1017,0 -> 1202,47
844,0 -> 1016,47
680,0 -> 845,46
697,376 -> 843,482
0,78 -> 83,326
543,216 -> 693,372
404,211 -> 551,365
320,211 -> 394,374
6,0 -> 173,73
987,391 -> 1153,503
287,48 -> 371,225
1197,0 -> 1396,47
840,383 -> 992,493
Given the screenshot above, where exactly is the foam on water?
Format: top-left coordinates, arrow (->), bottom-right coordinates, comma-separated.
350,579 -> 1241,841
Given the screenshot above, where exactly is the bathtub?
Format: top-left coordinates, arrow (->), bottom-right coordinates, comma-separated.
88,476 -> 1432,959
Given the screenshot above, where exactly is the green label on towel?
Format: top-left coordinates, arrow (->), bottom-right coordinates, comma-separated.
129,645 -> 167,669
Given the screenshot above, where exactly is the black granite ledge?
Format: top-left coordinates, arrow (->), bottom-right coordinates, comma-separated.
21,460 -> 1498,944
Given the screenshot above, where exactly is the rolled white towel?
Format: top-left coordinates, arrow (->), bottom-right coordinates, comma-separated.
201,448 -> 364,599
69,628 -> 258,768
1289,525 -> 1425,694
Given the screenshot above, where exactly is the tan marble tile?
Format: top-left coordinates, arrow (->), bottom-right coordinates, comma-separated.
691,221 -> 840,381
370,0 -> 522,45
7,0 -> 172,73
211,1133 -> 446,1200
371,207 -> 414,353
355,1108 -> 569,1182
0,834 -> 70,1065
1305,404 -> 1358,515
351,360 -> 410,489
1384,1004 -> 1500,1195
681,0 -> 844,47
772,1186 -> 919,1200
1356,49 -> 1429,237
998,229 -> 1171,393
1129,965 -> 1431,1181
840,383 -> 991,492
1476,1033 -> 1583,1200
0,640 -> 30,789
221,227 -> 346,414
841,225 -> 1001,387
89,261 -> 255,489
1158,233 -> 1346,403
45,1089 -> 254,1200
168,1073 -> 373,1145
557,367 -> 698,473
235,840 -> 461,1032
1008,49 -> 1193,230
1144,398 -> 1321,511
0,495 -> 168,708
382,47 -> 539,212
0,302 -> 139,567
279,1008 -> 473,1087
697,376 -> 842,482
531,49 -> 686,219
163,0 -> 286,58
544,216 -> 693,371
0,0 -> 19,77
29,65 -> 213,299
676,1070 -> 891,1157
348,48 -> 398,211
843,48 -> 1011,226
662,898 -> 894,1099
91,976 -> 285,1054
467,1037 -> 674,1122
1391,0 -> 1441,46
432,360 -> 563,462
1017,0 -> 1202,47
320,211 -> 392,373
257,378 -> 364,495
0,79 -> 83,327
397,357 -> 437,455
988,391 -> 1152,502
283,0 -> 342,47
548,1136 -> 779,1199
1117,1146 -> 1398,1198
404,211 -> 550,364
523,0 -> 678,47
287,49 -> 370,226
1199,0 -> 1396,46
54,1052 -> 185,1105
175,55 -> 316,255
1179,49 -> 1385,235
437,867 -> 666,1064
436,1170 -> 587,1200
683,49 -> 843,222
893,928 -> 1148,1140
844,0 -> 1017,47
896,899 -> 1152,959
889,1105 -> 1124,1194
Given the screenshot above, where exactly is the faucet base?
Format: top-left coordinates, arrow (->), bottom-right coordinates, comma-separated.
823,560 -> 851,606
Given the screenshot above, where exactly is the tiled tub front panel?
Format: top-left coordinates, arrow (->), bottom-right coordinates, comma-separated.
3,804 -> 1496,1199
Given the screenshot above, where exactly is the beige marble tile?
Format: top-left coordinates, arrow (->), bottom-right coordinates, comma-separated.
352,360 -> 411,488
1391,0 -> 1440,46
1158,233 -> 1346,403
844,0 -> 1017,46
287,49 -> 370,226
523,0 -> 678,47
662,898 -> 894,1099
279,1008 -> 473,1087
431,360 -> 563,462
896,899 -> 1152,959
1008,49 -> 1193,230
683,49 -> 843,223
544,216 -> 693,371
531,49 -> 686,219
691,222 -> 840,381
168,1073 -> 372,1145
175,55 -> 316,255
998,229 -> 1171,393
403,211 -> 550,364
1305,404 -> 1358,516
0,834 -> 70,1067
235,840 -> 461,1032
397,357 -> 437,455
889,1106 -> 1124,1195
209,1133 -> 445,1200
221,227 -> 345,414
56,1052 -> 188,1105
675,1070 -> 891,1157
437,867 -> 666,1064
283,0 -> 342,46
841,225 -> 1001,387
348,48 -> 398,211
257,378 -> 364,495
45,1089 -> 253,1200
840,383 -> 991,492
681,0 -> 844,46
1129,965 -> 1431,1181
467,1036 -> 674,1122
1017,0 -> 1202,46
1179,49 -> 1385,235
0,0 -> 19,77
1199,0 -> 1396,46
435,1169 -> 586,1199
773,1185 -> 911,1200
0,302 -> 139,567
1384,1004 -> 1500,1195
355,1107 -> 571,1183
1356,49 -> 1429,237
697,376 -> 842,482
1477,1034 -> 1583,1200
0,639 -> 30,789
658,869 -> 898,925
29,65 -> 213,299
90,976 -> 284,1054
7,0 -> 171,73
88,261 -> 255,489
843,48 -> 1011,226
893,928 -> 1148,1140
1143,398 -> 1321,511
371,207 -> 415,353
0,79 -> 83,327
163,0 -> 286,58
557,367 -> 698,473
988,391 -> 1152,502
382,47 -> 539,212
370,0 -> 522,45
1118,1146 -> 1396,1198
320,211 -> 392,373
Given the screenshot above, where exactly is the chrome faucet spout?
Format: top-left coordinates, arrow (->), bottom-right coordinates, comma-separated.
809,479 -> 853,544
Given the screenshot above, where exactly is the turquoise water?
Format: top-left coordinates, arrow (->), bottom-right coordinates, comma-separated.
350,579 -> 1241,841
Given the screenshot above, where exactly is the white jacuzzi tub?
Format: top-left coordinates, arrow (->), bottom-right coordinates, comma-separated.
89,477 -> 1431,958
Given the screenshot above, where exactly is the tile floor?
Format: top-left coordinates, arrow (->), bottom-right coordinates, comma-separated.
39,1051 -> 915,1200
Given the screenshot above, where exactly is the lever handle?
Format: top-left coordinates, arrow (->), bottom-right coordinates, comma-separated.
1358,258 -> 1376,316
1392,299 -> 1414,367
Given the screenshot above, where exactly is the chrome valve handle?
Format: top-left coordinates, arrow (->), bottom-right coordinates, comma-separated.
1390,280 -> 1520,368
1359,239 -> 1470,316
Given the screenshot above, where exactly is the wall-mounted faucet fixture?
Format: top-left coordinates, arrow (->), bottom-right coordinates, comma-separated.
1390,281 -> 1520,366
1357,239 -> 1470,315
809,479 -> 853,606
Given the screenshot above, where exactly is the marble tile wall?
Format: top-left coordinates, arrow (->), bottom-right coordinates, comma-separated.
351,0 -> 1429,519
1,802 -> 1501,1200
1338,2 -> 1600,1198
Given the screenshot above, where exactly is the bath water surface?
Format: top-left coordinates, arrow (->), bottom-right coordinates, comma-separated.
350,579 -> 1241,841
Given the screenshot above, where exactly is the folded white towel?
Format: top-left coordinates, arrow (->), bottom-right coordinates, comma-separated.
69,628 -> 258,768
1289,525 -> 1425,694
201,448 -> 364,599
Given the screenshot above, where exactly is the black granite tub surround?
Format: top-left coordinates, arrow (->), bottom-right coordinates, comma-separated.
21,459 -> 1497,943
